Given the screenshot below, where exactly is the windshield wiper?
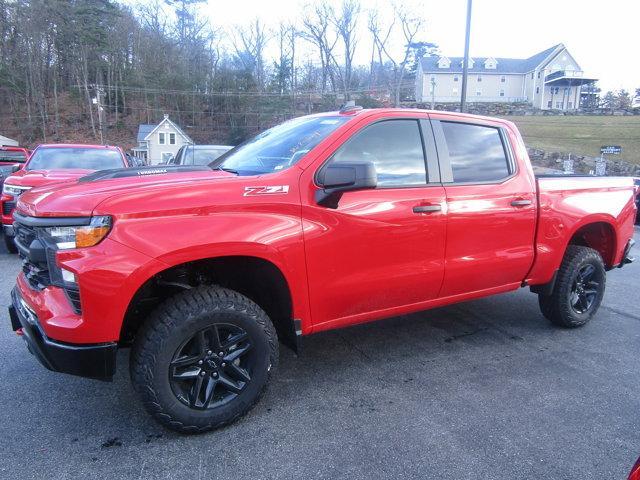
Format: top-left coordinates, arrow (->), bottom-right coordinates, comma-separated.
212,166 -> 239,175
212,167 -> 240,175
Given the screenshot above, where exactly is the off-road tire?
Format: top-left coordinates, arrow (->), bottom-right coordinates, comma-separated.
130,286 -> 279,434
538,245 -> 606,328
3,234 -> 17,254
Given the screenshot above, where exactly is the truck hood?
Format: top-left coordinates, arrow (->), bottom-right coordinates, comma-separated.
5,168 -> 93,189
17,168 -> 238,217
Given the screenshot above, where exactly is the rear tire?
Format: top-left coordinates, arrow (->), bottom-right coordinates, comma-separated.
130,286 -> 279,434
538,245 -> 606,328
3,233 -> 17,254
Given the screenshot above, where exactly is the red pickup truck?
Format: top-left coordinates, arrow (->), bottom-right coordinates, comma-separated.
8,108 -> 636,433
2,143 -> 129,253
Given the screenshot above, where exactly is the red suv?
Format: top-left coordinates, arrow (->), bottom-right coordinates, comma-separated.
1,144 -> 129,252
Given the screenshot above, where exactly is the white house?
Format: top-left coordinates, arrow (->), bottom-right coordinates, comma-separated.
132,115 -> 193,165
0,134 -> 18,146
416,44 -> 597,111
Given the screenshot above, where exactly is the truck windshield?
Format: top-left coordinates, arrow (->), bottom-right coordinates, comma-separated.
212,116 -> 349,175
27,148 -> 124,171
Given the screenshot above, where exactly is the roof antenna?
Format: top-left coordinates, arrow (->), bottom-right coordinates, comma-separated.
339,100 -> 363,113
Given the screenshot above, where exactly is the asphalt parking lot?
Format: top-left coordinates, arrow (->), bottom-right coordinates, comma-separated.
1,228 -> 639,480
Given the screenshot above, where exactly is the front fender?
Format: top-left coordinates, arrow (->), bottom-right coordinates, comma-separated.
106,209 -> 310,330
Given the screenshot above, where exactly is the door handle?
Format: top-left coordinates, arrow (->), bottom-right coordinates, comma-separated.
511,199 -> 532,207
413,204 -> 442,213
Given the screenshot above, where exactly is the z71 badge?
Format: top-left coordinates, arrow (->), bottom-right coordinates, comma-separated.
244,186 -> 290,196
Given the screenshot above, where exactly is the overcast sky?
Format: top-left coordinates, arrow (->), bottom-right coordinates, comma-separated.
192,0 -> 638,93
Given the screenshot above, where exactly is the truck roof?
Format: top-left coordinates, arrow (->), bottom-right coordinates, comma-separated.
322,107 -> 513,126
34,144 -> 120,149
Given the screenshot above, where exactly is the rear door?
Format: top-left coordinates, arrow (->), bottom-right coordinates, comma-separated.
302,115 -> 447,330
429,115 -> 537,297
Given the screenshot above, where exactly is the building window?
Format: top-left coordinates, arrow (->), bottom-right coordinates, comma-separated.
537,71 -> 541,79
536,86 -> 539,94
501,75 -> 506,83
556,101 -> 562,109
159,132 -> 166,145
169,133 -> 176,145
547,101 -> 552,108
477,75 -> 482,82
499,89 -> 505,97
568,102 -> 572,109
476,90 -> 482,96
531,73 -> 534,79
454,75 -> 459,82
452,87 -> 459,94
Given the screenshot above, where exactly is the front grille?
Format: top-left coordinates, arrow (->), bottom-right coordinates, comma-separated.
21,257 -> 51,290
14,221 -> 36,248
2,201 -> 15,216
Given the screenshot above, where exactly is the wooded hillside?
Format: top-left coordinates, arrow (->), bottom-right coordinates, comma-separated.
0,0 -> 435,148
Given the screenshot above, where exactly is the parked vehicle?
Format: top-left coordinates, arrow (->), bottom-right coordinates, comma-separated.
126,152 -> 147,167
630,456 -> 640,480
169,145 -> 233,166
1,144 -> 129,253
8,108 -> 636,433
634,177 -> 640,224
0,146 -> 31,188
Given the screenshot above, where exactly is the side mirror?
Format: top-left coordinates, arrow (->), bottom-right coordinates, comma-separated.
315,161 -> 377,208
11,164 -> 20,173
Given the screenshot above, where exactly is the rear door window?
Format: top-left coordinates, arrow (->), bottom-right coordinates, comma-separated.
440,122 -> 511,183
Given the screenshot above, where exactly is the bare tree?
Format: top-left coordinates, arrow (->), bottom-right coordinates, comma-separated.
331,0 -> 360,100
369,4 -> 424,106
232,19 -> 270,91
301,2 -> 338,93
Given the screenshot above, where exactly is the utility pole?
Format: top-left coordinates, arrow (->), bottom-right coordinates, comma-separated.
430,77 -> 436,109
460,0 -> 472,113
94,85 -> 105,144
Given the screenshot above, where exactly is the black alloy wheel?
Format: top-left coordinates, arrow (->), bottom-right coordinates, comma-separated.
130,286 -> 279,433
569,264 -> 600,314
169,323 -> 254,410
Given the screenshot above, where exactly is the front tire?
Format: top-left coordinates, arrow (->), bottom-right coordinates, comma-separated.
130,286 -> 279,434
538,245 -> 606,328
3,233 -> 17,254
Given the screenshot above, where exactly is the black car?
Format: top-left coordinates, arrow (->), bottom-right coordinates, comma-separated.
169,144 -> 233,166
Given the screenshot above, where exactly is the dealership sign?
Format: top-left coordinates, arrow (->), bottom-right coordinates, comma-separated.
600,145 -> 622,155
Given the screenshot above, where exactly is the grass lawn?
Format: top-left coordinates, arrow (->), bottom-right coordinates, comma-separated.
501,115 -> 640,164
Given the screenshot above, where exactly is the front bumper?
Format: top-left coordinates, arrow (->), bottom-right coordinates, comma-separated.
9,287 -> 117,380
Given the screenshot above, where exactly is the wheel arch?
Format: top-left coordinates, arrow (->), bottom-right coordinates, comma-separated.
120,254 -> 299,352
566,219 -> 617,268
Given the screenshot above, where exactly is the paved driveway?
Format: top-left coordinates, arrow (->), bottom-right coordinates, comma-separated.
0,228 -> 639,479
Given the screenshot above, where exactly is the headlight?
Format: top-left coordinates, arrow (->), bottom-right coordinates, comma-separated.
2,184 -> 30,196
41,216 -> 112,249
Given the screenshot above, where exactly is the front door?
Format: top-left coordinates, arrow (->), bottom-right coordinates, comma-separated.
301,116 -> 447,331
430,115 -> 537,297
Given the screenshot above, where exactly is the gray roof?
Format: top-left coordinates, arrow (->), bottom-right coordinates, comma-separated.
137,124 -> 155,143
420,44 -> 562,74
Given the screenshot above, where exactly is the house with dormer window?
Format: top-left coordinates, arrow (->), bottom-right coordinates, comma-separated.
416,44 -> 597,110
132,115 -> 193,165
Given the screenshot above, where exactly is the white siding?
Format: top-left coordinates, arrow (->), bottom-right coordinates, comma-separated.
147,120 -> 191,164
